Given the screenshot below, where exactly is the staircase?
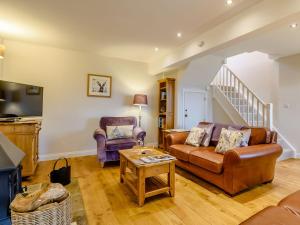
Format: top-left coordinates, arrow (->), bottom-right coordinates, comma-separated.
211,65 -> 272,128
211,65 -> 295,160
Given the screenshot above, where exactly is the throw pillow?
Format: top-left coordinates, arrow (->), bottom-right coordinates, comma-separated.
228,126 -> 251,147
198,123 -> 214,147
106,125 -> 134,140
215,128 -> 244,154
185,127 -> 206,147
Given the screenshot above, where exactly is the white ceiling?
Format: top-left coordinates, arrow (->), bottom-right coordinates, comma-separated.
0,0 -> 261,63
215,18 -> 300,60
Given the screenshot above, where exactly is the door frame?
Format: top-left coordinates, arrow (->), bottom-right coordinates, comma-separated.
182,88 -> 208,129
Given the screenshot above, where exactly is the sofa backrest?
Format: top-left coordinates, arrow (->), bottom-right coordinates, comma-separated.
100,117 -> 137,132
198,122 -> 273,146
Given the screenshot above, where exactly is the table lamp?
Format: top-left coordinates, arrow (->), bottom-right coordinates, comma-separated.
133,94 -> 148,127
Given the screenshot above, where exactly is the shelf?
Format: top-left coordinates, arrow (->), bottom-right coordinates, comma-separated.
160,99 -> 166,101
159,113 -> 166,116
160,87 -> 166,90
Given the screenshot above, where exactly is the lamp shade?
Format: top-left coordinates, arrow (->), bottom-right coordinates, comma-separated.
133,94 -> 148,106
0,45 -> 5,59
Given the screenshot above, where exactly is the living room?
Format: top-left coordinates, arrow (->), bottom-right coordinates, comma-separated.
1,0 -> 300,225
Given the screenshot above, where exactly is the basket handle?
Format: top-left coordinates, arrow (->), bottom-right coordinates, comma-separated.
53,158 -> 69,170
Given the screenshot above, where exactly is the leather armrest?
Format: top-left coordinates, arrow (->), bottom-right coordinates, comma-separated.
167,132 -> 189,146
133,127 -> 146,140
93,128 -> 106,140
223,144 -> 283,167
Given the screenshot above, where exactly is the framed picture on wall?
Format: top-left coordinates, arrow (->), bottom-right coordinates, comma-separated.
87,74 -> 112,97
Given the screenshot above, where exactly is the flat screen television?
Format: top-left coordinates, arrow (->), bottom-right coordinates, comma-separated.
0,80 -> 43,119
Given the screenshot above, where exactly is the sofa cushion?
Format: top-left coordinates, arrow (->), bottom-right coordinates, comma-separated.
198,123 -> 214,147
185,127 -> 206,147
106,138 -> 137,151
169,144 -> 199,161
278,190 -> 300,217
198,122 -> 244,146
240,206 -> 300,225
189,147 -> 224,174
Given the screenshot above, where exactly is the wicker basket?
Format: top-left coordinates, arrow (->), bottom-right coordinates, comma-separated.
11,193 -> 71,225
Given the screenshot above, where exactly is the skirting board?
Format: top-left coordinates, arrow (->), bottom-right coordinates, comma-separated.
39,149 -> 96,161
39,142 -> 159,161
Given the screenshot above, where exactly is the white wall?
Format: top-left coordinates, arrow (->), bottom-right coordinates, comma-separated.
227,51 -> 278,104
1,40 -> 157,159
277,54 -> 300,154
156,55 -> 227,128
176,55 -> 224,128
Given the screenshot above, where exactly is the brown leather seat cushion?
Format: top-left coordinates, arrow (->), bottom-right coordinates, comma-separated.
189,147 -> 224,174
169,144 -> 199,161
240,206 -> 300,225
278,190 -> 300,216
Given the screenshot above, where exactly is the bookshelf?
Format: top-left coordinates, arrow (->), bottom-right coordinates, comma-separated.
158,78 -> 175,149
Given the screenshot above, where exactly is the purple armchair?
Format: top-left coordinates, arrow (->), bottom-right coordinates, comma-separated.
93,116 -> 146,167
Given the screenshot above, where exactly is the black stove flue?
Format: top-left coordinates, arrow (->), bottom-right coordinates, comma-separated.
0,133 -> 25,225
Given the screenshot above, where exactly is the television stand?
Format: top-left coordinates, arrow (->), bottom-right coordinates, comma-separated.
0,117 -> 22,122
0,120 -> 41,176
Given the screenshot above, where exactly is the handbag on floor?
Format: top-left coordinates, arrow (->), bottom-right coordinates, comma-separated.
50,158 -> 71,185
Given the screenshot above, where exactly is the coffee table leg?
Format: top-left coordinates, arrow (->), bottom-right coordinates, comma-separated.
168,161 -> 175,197
137,167 -> 145,206
120,155 -> 126,183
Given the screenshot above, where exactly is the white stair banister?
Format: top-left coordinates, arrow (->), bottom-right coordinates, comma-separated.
211,65 -> 273,129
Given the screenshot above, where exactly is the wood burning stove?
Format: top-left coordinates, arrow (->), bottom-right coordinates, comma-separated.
0,133 -> 24,225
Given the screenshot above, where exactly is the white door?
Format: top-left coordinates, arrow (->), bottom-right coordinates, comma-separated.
183,90 -> 207,130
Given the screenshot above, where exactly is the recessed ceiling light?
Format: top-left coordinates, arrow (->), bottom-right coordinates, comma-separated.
226,0 -> 233,5
154,47 -> 159,52
177,32 -> 182,38
290,23 -> 298,29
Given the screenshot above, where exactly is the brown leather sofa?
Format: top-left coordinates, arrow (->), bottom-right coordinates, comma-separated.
241,190 -> 300,224
167,122 -> 282,195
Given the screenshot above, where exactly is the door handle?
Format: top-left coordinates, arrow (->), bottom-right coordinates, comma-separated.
185,114 -> 188,118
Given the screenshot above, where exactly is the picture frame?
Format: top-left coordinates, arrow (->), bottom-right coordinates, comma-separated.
87,74 -> 112,98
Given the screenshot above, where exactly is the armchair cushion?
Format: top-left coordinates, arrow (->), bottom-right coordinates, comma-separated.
133,127 -> 146,140
106,138 -> 137,151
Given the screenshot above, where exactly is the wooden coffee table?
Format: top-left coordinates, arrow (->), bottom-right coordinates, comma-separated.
119,148 -> 176,206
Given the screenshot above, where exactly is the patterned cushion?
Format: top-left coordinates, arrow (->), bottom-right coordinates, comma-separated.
185,127 -> 206,147
228,126 -> 251,147
198,123 -> 214,147
215,128 -> 243,154
106,125 -> 133,140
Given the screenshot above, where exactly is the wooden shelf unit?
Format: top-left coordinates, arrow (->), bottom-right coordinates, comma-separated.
157,78 -> 175,149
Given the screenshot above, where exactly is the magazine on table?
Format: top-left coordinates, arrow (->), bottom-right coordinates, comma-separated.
140,155 -> 175,164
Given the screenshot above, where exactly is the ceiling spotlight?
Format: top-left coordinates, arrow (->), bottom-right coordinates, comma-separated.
154,47 -> 159,52
177,32 -> 182,38
290,23 -> 298,29
226,0 -> 233,5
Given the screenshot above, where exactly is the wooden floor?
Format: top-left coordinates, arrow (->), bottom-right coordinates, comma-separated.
23,156 -> 300,225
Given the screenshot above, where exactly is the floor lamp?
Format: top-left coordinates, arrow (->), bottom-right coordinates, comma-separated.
133,94 -> 148,127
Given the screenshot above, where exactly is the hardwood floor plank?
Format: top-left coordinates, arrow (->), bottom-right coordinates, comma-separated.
23,156 -> 300,225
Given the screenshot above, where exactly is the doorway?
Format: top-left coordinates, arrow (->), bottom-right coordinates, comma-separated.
183,89 -> 207,130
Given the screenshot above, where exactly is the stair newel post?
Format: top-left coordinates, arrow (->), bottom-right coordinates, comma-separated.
246,89 -> 249,124
256,100 -> 259,127
238,80 -> 240,113
262,104 -> 265,127
230,71 -> 233,103
266,103 -> 273,130
252,94 -> 255,126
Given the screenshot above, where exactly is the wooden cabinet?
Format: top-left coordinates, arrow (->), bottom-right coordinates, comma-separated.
0,121 -> 41,177
158,78 -> 175,149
